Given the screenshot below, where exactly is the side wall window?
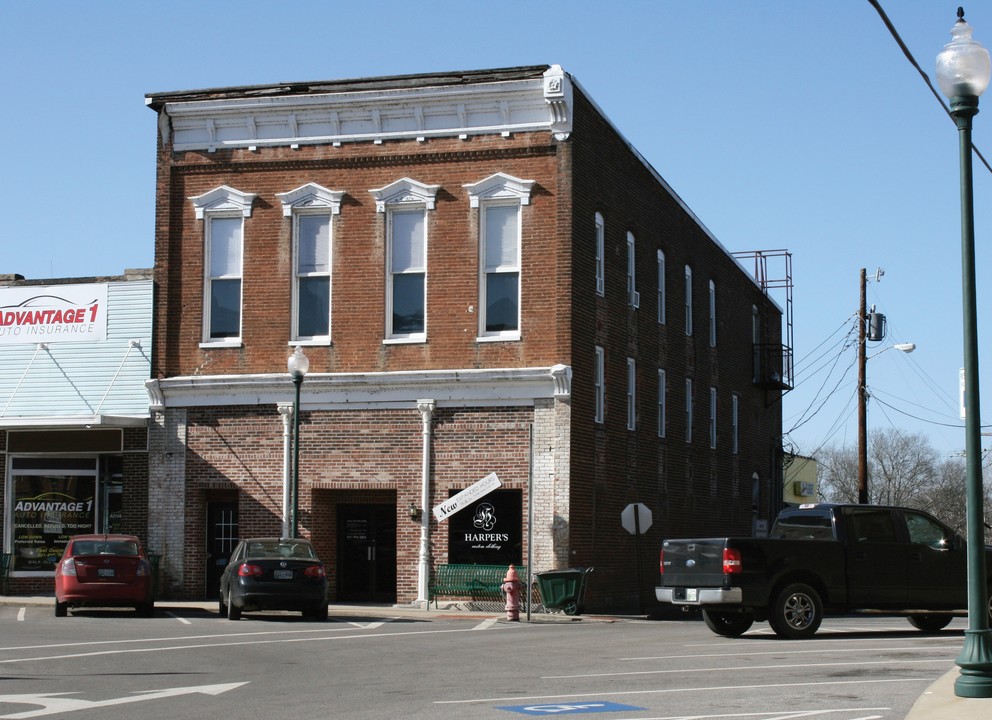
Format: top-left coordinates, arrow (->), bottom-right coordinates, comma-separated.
594,346 -> 605,424
657,368 -> 667,438
709,279 -> 717,347
657,249 -> 666,324
685,377 -> 693,443
731,393 -> 739,455
595,213 -> 605,296
627,357 -> 636,430
626,232 -> 639,308
709,387 -> 718,449
685,265 -> 693,336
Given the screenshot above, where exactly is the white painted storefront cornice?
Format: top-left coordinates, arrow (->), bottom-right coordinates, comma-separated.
152,65 -> 572,152
146,365 -> 572,411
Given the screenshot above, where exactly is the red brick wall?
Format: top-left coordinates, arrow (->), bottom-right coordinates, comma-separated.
153,134 -> 568,379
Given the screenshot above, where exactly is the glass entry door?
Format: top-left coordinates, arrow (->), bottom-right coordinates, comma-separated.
337,504 -> 396,602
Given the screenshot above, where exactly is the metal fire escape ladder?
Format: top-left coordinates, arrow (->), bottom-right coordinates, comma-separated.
732,249 -> 794,394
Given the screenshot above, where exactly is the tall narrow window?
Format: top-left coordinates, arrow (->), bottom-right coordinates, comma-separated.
189,185 -> 255,344
370,178 -> 439,343
627,357 -> 637,430
388,208 -> 427,338
709,279 -> 717,347
595,213 -> 605,296
206,216 -> 243,340
464,173 -> 534,341
709,387 -> 718,449
626,232 -> 639,308
482,203 -> 520,336
684,265 -> 693,336
685,378 -> 693,443
731,393 -> 740,455
277,183 -> 343,343
294,213 -> 331,340
594,346 -> 605,424
752,304 -> 761,382
657,368 -> 667,438
657,249 -> 666,324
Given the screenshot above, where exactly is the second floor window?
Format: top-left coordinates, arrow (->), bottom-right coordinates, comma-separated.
595,213 -> 605,296
685,265 -> 693,336
685,377 -> 693,443
388,208 -> 427,339
657,368 -> 667,438
709,279 -> 717,347
627,357 -> 636,430
294,213 -> 331,340
709,387 -> 718,449
206,215 -> 243,341
482,202 -> 521,336
732,393 -> 740,454
627,232 -> 639,308
595,346 -> 605,424
657,249 -> 666,324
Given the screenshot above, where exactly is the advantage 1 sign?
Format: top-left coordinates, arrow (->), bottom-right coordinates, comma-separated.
433,472 -> 501,522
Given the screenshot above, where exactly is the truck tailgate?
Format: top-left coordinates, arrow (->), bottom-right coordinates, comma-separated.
660,538 -> 730,586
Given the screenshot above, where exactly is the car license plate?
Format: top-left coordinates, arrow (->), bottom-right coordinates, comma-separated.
273,569 -> 293,580
98,568 -> 115,578
685,588 -> 698,602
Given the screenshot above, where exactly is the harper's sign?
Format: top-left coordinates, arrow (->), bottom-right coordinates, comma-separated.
0,283 -> 109,345
432,472 -> 502,522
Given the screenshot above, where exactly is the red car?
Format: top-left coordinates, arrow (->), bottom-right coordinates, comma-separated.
54,534 -> 155,617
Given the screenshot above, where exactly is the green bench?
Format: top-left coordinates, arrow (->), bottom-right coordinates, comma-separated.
429,564 -> 526,608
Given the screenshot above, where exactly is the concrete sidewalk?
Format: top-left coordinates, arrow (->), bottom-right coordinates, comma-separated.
904,667 -> 992,719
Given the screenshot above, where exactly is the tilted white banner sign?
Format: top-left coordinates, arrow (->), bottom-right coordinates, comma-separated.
433,472 -> 501,522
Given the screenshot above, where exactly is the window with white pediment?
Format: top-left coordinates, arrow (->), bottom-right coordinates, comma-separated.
369,178 -> 439,342
276,184 -> 343,343
464,173 -> 535,341
189,186 -> 256,344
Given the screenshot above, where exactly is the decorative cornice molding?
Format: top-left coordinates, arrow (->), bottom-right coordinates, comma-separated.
158,67 -> 574,152
369,177 -> 440,212
275,183 -> 345,216
463,172 -> 535,208
188,185 -> 256,219
145,366 -> 571,410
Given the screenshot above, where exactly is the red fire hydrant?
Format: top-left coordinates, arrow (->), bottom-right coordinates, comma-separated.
502,564 -> 521,621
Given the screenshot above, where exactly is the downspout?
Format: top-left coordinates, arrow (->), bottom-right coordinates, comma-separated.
416,399 -> 435,605
278,404 -> 293,538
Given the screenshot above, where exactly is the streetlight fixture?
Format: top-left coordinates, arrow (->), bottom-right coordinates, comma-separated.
856,340 -> 916,505
287,346 -> 310,539
936,6 -> 992,698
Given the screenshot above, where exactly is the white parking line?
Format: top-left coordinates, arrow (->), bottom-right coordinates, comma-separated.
472,617 -> 500,631
542,657 -> 954,680
17,608 -> 26,622
165,611 -> 192,625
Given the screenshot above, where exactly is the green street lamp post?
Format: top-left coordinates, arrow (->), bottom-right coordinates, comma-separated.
287,346 -> 310,539
936,6 -> 992,698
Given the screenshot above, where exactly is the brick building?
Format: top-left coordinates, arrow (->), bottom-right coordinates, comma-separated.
143,65 -> 789,612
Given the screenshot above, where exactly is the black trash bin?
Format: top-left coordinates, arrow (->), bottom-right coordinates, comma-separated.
535,567 -> 593,615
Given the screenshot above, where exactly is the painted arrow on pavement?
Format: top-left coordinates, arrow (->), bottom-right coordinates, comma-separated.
0,682 -> 248,719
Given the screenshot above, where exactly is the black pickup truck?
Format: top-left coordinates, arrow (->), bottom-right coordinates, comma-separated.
656,503 -> 992,639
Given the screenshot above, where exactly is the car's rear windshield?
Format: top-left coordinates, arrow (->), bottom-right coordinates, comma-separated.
73,540 -> 140,556
246,541 -> 317,559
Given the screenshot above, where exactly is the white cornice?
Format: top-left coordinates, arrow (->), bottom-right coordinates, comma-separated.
145,366 -> 571,411
161,66 -> 573,152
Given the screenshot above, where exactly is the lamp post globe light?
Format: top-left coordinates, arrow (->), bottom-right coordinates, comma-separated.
287,346 -> 310,539
936,6 -> 992,698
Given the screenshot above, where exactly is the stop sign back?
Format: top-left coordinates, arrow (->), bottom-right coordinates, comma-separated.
621,503 -> 652,535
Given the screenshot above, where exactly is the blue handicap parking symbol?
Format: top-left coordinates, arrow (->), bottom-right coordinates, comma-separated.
496,701 -> 646,715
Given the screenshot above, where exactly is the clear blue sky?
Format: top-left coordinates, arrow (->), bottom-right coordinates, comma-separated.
1,1 -> 988,458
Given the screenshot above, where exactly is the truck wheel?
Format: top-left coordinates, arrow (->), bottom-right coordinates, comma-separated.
907,614 -> 952,633
770,583 -> 822,639
702,609 -> 754,637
